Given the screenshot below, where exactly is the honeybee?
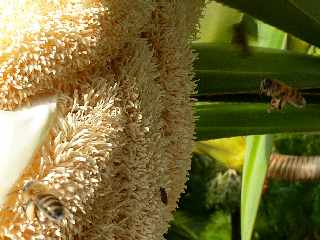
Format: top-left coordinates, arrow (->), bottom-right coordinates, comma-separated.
232,22 -> 251,56
22,181 -> 65,223
260,78 -> 306,112
160,187 -> 168,205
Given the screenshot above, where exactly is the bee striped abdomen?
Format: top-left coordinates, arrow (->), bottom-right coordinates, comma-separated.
289,90 -> 306,107
36,194 -> 65,221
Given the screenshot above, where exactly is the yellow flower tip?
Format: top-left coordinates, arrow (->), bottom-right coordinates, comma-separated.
194,137 -> 245,170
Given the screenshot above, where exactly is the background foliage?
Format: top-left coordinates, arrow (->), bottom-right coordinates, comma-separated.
166,0 -> 320,239
166,134 -> 320,240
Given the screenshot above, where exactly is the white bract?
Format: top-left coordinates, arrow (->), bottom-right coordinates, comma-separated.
0,99 -> 57,206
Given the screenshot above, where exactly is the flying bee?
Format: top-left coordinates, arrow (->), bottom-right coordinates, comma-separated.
21,181 -> 65,223
260,78 -> 306,112
160,187 -> 168,205
231,22 -> 251,56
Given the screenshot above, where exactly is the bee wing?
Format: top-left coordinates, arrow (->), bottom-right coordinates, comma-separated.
289,96 -> 306,108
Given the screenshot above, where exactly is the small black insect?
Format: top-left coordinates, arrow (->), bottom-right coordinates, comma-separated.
160,187 -> 168,205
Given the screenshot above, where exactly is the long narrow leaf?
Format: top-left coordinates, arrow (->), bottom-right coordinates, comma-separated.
195,102 -> 320,140
195,1 -> 243,43
287,35 -> 310,53
213,0 -> 320,47
193,43 -> 320,95
241,135 -> 272,240
254,20 -> 286,49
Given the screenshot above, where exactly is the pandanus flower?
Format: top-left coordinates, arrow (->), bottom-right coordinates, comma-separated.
0,0 -> 205,238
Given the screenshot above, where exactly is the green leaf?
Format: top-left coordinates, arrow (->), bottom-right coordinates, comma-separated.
254,20 -> 286,49
273,133 -> 320,155
213,0 -> 320,47
286,34 -> 311,53
241,135 -> 273,240
168,210 -> 231,240
193,43 -> 320,95
200,211 -> 231,240
288,0 -> 320,25
194,1 -> 242,43
195,102 -> 320,140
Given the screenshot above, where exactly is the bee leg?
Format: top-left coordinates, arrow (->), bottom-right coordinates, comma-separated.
34,207 -> 41,224
262,176 -> 269,194
272,98 -> 282,111
277,98 -> 287,111
277,99 -> 283,111
267,98 -> 278,113
279,100 -> 284,110
267,103 -> 275,113
279,98 -> 289,111
24,200 -> 39,223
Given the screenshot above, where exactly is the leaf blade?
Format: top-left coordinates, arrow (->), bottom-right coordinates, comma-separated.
195,102 -> 320,140
213,0 -> 320,47
241,135 -> 272,240
193,43 -> 320,95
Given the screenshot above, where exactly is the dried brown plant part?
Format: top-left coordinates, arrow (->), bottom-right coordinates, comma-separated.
268,153 -> 320,181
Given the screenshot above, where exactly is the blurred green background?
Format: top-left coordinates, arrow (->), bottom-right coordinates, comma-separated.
166,133 -> 320,240
166,0 -> 320,239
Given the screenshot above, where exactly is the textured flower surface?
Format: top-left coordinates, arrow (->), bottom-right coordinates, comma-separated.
0,0 -> 205,239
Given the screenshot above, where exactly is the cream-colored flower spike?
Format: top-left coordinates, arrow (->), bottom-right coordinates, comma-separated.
0,0 -> 206,238
0,99 -> 56,207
